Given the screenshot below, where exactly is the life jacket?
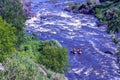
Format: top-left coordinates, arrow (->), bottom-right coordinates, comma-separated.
78,48 -> 82,54
73,48 -> 77,54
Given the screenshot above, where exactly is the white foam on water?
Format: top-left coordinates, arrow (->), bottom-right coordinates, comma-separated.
104,43 -> 117,51
73,67 -> 85,75
88,40 -> 116,60
35,27 -> 51,32
81,23 -> 88,26
66,35 -> 75,39
69,19 -> 82,28
68,32 -> 76,36
84,68 -> 93,76
113,77 -> 120,80
86,23 -> 96,27
67,28 -> 73,32
98,70 -> 108,79
85,31 -> 99,36
59,12 -> 72,18
94,70 -> 100,76
44,21 -> 55,25
50,31 -> 57,34
111,61 -> 119,70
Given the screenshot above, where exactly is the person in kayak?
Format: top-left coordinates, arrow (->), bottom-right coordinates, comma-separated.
77,48 -> 82,55
72,48 -> 77,55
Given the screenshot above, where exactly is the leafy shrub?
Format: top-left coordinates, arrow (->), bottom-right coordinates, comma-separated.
94,8 -> 103,21
0,54 -> 48,80
0,0 -> 26,46
19,34 -> 42,61
0,16 -> 17,62
104,9 -> 120,33
38,45 -> 68,73
42,39 -> 62,48
20,34 -> 68,73
92,1 -> 120,33
116,48 -> 120,61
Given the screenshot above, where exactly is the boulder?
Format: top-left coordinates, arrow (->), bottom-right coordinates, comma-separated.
78,4 -> 94,14
20,0 -> 32,15
104,51 -> 114,55
0,63 -> 5,71
96,21 -> 107,27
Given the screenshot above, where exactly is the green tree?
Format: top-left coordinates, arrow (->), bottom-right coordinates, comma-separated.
0,0 -> 26,46
0,16 -> 17,61
19,36 -> 69,73
38,45 -> 68,73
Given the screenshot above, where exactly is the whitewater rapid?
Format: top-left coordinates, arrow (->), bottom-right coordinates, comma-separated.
25,0 -> 120,80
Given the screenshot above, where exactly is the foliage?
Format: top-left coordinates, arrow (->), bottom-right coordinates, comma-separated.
19,34 -> 68,73
94,8 -> 103,22
0,16 -> 17,62
0,54 -> 48,80
42,39 -> 62,48
115,48 -> 120,73
116,48 -> 120,64
0,53 -> 67,80
0,0 -> 26,46
93,1 -> 120,33
105,10 -> 120,33
38,45 -> 68,73
40,65 -> 67,80
112,37 -> 119,45
19,35 -> 41,62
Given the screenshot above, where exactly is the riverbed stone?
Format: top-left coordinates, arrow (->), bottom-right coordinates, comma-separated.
0,63 -> 5,71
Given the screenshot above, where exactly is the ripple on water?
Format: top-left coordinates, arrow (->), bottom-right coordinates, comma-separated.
26,0 -> 120,80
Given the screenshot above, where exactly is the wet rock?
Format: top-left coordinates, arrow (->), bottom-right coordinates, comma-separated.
78,4 -> 86,10
100,0 -> 106,3
40,14 -> 59,19
104,51 -> 114,55
20,0 -> 32,15
64,3 -> 94,14
96,21 -> 107,27
78,4 -> 94,14
0,63 -> 5,71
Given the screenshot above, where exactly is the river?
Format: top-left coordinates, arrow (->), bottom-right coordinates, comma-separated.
25,0 -> 120,80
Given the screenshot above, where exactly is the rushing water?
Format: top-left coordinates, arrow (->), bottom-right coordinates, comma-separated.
26,0 -> 120,80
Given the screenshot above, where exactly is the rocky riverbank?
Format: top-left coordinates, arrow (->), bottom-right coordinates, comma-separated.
64,0 -> 120,33
64,2 -> 94,14
20,0 -> 32,15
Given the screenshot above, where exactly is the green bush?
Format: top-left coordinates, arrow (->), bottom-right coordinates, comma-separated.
38,45 -> 68,73
19,35 -> 42,62
0,54 -> 48,80
94,8 -> 103,21
42,39 -> 62,48
0,16 -> 17,61
0,0 -> 26,46
19,35 -> 68,73
116,48 -> 120,63
92,1 -> 120,33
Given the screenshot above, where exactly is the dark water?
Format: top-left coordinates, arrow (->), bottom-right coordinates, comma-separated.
26,0 -> 120,80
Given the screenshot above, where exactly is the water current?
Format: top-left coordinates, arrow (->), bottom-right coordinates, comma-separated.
25,0 -> 120,80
